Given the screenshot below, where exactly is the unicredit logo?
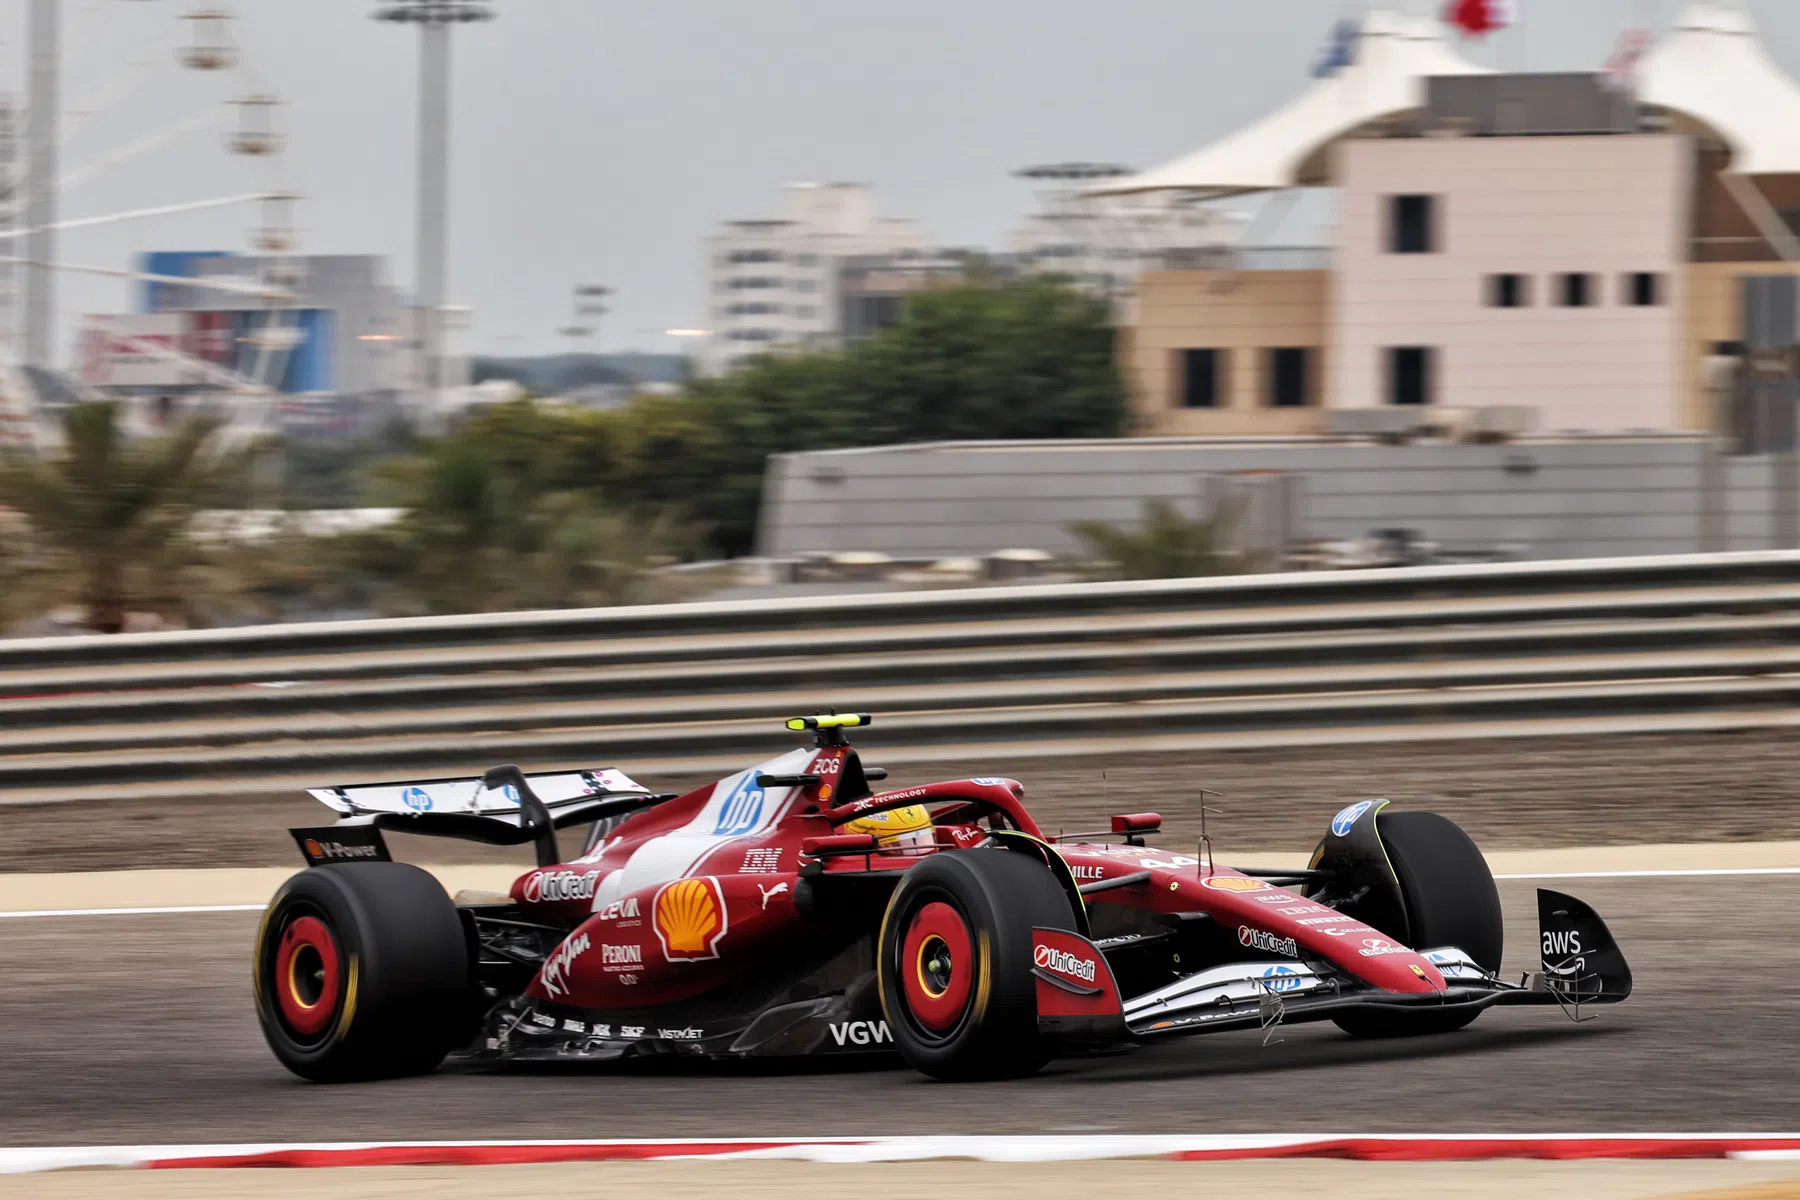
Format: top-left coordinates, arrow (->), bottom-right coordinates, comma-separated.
1034,943 -> 1097,982
1237,925 -> 1300,957
523,870 -> 599,904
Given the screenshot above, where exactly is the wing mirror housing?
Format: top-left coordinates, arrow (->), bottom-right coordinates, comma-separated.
1111,813 -> 1162,846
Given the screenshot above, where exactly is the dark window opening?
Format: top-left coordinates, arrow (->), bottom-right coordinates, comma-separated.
1626,271 -> 1663,306
1267,347 -> 1311,408
1487,273 -> 1528,308
1386,346 -> 1433,406
1179,348 -> 1223,409
1559,272 -> 1594,307
1389,194 -> 1435,254
841,295 -> 904,341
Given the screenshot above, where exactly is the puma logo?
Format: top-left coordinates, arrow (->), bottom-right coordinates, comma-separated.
759,882 -> 789,909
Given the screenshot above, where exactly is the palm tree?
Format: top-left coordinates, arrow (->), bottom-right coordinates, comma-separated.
0,402 -> 256,632
1067,497 -> 1254,581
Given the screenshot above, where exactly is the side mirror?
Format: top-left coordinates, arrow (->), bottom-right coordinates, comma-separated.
1111,812 -> 1162,846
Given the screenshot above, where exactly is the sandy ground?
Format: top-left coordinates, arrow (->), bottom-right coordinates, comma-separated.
7,730 -> 1800,874
6,1160 -> 1800,1200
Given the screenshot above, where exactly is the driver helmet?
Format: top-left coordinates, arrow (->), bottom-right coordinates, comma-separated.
841,803 -> 934,855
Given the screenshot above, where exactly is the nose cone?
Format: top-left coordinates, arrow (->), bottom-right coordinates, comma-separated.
1178,872 -> 1448,993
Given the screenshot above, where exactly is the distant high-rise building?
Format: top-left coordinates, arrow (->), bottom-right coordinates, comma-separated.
701,183 -> 933,374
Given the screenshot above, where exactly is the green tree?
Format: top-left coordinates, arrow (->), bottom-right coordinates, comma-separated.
276,414 -> 420,509
851,277 -> 1128,444
0,402 -> 263,632
343,435 -> 697,615
608,276 -> 1129,557
370,277 -> 1129,564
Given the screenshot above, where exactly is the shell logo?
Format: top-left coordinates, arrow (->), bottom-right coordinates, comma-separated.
653,876 -> 728,961
1200,875 -> 1271,892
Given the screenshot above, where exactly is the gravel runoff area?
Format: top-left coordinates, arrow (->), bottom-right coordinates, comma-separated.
4,729 -> 1797,874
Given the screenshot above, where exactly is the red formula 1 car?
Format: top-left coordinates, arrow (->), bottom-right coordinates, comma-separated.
254,714 -> 1631,1083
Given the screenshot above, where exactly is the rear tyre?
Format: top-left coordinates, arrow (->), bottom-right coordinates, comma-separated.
254,862 -> 474,1082
1332,811 -> 1503,1039
877,848 -> 1077,1081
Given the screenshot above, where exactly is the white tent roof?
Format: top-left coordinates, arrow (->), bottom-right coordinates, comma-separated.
1091,10 -> 1490,197
1637,3 -> 1800,177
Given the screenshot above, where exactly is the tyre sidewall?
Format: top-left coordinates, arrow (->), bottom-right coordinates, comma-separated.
877,848 -> 1076,1081
1333,810 -> 1502,1038
254,863 -> 470,1082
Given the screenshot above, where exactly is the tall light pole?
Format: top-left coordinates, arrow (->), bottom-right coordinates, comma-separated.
24,0 -> 59,368
371,0 -> 493,408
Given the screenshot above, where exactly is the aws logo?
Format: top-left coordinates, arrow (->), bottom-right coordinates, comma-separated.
653,876 -> 729,961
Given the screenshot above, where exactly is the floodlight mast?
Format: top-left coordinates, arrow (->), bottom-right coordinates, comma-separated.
371,0 -> 495,407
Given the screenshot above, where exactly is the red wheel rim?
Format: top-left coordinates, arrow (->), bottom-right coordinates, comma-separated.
900,900 -> 974,1033
275,915 -> 342,1037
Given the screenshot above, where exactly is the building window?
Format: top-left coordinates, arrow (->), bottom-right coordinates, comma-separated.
1179,348 -> 1224,409
1558,272 -> 1594,307
1386,346 -> 1434,406
795,305 -> 817,319
1388,194 -> 1436,254
1625,271 -> 1663,306
1487,273 -> 1529,308
794,279 -> 817,293
1266,347 -> 1311,408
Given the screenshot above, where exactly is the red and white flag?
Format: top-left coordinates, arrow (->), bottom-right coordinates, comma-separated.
1602,28 -> 1651,88
1443,0 -> 1518,38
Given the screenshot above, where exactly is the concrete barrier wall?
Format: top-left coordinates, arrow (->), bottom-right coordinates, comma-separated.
759,436 -> 1797,560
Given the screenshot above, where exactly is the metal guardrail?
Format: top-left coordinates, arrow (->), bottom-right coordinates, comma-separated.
3,551 -> 1800,803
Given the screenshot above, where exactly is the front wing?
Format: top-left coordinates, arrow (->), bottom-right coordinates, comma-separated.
1111,887 -> 1631,1042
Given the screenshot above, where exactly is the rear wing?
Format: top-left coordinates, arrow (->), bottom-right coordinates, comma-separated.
294,764 -> 676,868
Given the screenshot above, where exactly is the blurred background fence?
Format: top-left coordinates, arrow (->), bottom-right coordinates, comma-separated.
4,550 -> 1800,803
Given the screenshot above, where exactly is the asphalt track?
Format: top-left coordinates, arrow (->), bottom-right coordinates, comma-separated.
3,875 -> 1798,1147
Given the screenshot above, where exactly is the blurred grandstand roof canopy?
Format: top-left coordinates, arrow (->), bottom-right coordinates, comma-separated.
1088,9 -> 1490,198
1093,2 -> 1800,199
1637,2 -> 1800,176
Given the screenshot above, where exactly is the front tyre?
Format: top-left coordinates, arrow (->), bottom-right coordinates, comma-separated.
877,848 -> 1078,1081
1333,810 -> 1503,1039
254,862 -> 474,1082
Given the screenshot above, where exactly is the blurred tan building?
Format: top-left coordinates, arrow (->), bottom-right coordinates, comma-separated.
1105,4 -> 1800,441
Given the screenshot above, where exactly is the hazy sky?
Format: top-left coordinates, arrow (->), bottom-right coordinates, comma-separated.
3,0 -> 1798,361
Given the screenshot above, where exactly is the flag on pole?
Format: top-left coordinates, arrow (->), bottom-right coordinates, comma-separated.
1602,28 -> 1650,89
1443,0 -> 1518,38
1311,18 -> 1358,78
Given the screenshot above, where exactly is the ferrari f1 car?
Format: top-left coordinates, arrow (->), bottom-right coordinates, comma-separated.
254,714 -> 1631,1083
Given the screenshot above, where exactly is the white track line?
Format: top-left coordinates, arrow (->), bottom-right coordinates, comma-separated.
0,903 -> 264,920
3,867 -> 1799,921
7,1133 -> 1800,1174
